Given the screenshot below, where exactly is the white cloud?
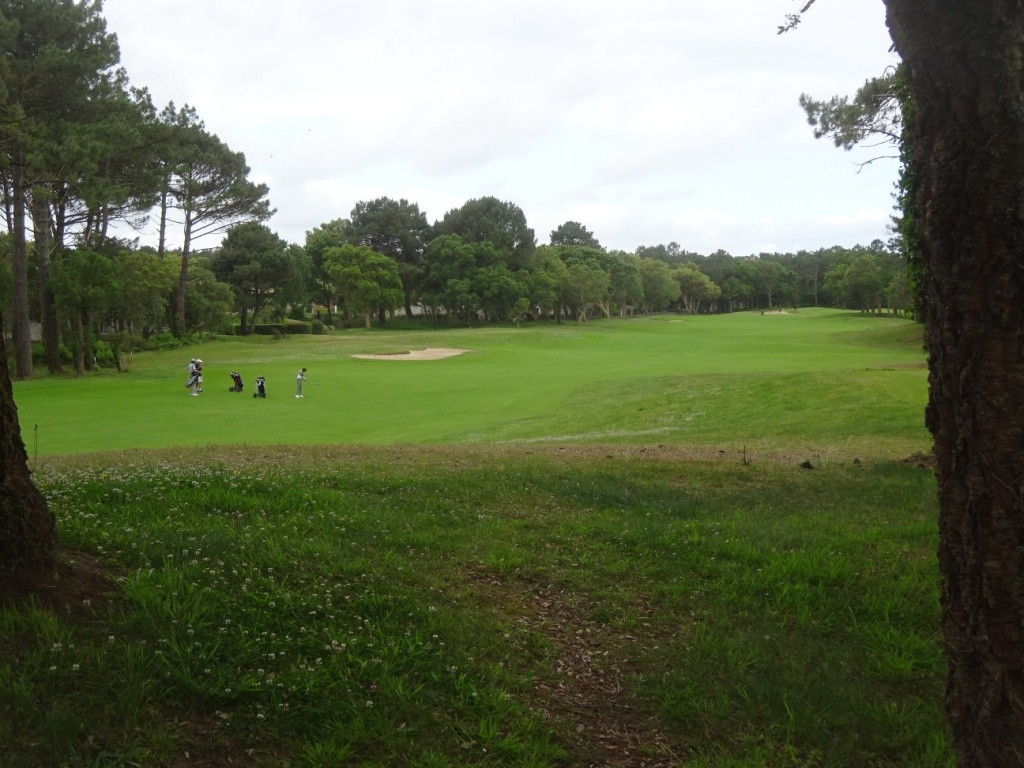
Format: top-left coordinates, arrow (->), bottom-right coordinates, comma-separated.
102,0 -> 900,254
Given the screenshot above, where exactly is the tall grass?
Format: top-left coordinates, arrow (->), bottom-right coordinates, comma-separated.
1,447 -> 948,767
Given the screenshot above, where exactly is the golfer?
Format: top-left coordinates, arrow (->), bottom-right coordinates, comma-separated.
185,358 -> 203,396
295,367 -> 307,398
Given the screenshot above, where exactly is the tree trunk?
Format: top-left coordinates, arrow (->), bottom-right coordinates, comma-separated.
74,310 -> 87,375
2,174 -> 12,231
175,213 -> 194,335
885,2 -> 1024,764
0,312 -> 56,586
157,171 -> 169,259
30,196 -> 62,374
9,151 -> 33,379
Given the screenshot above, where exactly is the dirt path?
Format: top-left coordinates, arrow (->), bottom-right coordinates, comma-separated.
466,566 -> 683,767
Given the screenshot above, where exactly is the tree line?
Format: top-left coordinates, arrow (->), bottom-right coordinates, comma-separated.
0,1 -> 910,380
0,194 -> 907,373
0,0 -> 271,379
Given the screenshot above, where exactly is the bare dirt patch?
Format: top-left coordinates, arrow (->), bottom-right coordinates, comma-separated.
351,347 -> 471,361
465,566 -> 683,767
0,549 -> 116,616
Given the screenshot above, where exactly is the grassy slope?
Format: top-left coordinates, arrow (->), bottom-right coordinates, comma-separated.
13,309 -> 929,458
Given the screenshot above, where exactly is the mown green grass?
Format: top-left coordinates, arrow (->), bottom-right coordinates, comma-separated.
2,309 -> 949,766
12,309 -> 929,458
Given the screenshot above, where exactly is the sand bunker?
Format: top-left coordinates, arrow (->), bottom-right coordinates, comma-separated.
351,347 -> 471,361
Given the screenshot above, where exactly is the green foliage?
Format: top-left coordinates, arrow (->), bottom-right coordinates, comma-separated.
211,222 -> 293,333
347,197 -> 430,314
528,246 -> 568,318
322,244 -> 404,328
605,251 -> 644,315
50,248 -> 120,370
419,235 -> 500,322
111,249 -> 177,336
799,68 -> 902,149
563,259 -> 611,321
637,256 -> 681,312
278,244 -> 313,311
147,332 -> 187,351
283,320 -> 311,335
549,220 -> 602,249
432,196 -> 537,269
735,258 -> 797,309
472,264 -> 529,322
91,339 -> 116,368
673,262 -> 721,313
349,197 -> 430,263
50,249 -> 120,321
182,262 -> 233,334
842,254 -> 887,310
798,63 -> 922,319
303,218 -> 350,306
822,247 -> 905,312
158,103 -> 274,331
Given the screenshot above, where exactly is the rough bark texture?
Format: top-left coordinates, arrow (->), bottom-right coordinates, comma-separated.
0,314 -> 57,586
30,196 -> 63,374
10,153 -> 33,379
885,2 -> 1024,764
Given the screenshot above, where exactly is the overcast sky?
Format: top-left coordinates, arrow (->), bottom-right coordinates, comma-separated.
101,0 -> 901,256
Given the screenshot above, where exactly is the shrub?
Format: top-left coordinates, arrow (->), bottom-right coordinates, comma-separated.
92,339 -> 116,368
149,332 -> 185,351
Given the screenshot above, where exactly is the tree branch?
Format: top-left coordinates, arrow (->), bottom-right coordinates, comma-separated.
778,0 -> 817,34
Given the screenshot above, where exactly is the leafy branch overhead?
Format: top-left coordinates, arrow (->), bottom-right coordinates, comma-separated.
777,0 -> 817,34
799,69 -> 903,151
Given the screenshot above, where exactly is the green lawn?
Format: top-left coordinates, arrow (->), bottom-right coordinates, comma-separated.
13,308 -> 929,458
2,309 -> 949,767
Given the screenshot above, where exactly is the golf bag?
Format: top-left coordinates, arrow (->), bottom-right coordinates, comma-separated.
253,376 -> 266,398
229,371 -> 244,392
